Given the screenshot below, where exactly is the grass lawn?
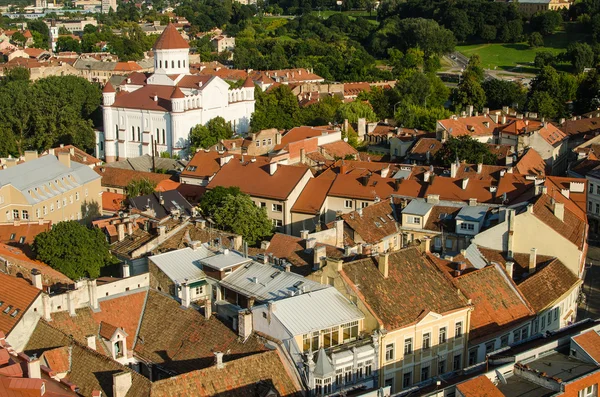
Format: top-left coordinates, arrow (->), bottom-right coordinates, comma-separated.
456,32 -> 583,73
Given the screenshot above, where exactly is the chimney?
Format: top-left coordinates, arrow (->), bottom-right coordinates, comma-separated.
378,253 -> 389,278
491,113 -> 499,124
529,248 -> 537,274
57,152 -> 71,168
335,219 -> 344,248
27,358 -> 41,379
24,150 -> 38,162
112,372 -> 132,397
300,230 -> 309,240
501,115 -> 507,124
181,282 -> 191,308
238,310 -> 252,340
505,261 -> 514,279
357,118 -> 366,137
420,237 -> 431,253
427,194 -> 440,204
214,352 -> 225,369
461,178 -> 469,190
122,263 -> 130,278
313,245 -> 326,270
381,166 -> 390,178
67,290 -> 77,317
126,221 -> 133,236
275,131 -> 282,145
204,301 -> 212,319
88,279 -> 99,311
451,161 -> 458,178
423,171 -> 431,183
306,238 -> 316,250
467,105 -> 473,117
477,163 -> 483,174
269,162 -> 277,175
31,269 -> 43,290
117,223 -> 125,242
553,202 -> 564,222
469,198 -> 477,206
300,148 -> 306,163
86,335 -> 96,350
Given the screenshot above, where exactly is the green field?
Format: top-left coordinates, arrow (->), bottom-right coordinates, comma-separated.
456,32 -> 582,73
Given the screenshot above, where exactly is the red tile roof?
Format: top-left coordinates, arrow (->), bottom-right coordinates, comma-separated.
291,175 -> 334,214
532,194 -> 586,249
342,248 -> 468,329
110,84 -> 179,111
320,141 -> 358,159
50,145 -> 101,167
0,272 -> 41,335
572,330 -> 600,364
92,291 -> 146,349
275,126 -> 337,151
94,166 -> 173,189
101,192 -> 125,213
452,264 -> 533,341
0,223 -> 50,245
43,346 -> 71,373
150,350 -> 302,397
456,375 -> 504,397
170,85 -> 185,99
0,243 -> 72,286
514,148 -> 546,176
438,115 -> 498,137
408,138 -> 443,160
341,199 -> 398,244
518,258 -> 580,312
153,23 -> 189,50
559,117 -> 600,137
207,160 -> 311,201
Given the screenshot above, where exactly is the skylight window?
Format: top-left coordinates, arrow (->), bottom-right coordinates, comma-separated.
10,309 -> 19,318
3,305 -> 12,314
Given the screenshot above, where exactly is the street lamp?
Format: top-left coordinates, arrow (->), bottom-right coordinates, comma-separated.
393,101 -> 402,119
336,0 -> 342,12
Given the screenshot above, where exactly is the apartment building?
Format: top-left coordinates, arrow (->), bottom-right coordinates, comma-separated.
0,152 -> 101,224
309,248 -> 472,394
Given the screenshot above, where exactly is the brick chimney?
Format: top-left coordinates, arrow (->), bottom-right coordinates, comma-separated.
112,372 -> 132,397
529,248 -> 537,274
378,253 -> 389,278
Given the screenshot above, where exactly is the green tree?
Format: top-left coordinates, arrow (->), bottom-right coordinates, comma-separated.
189,116 -> 234,152
482,79 -> 527,110
336,100 -> 377,123
575,67 -> 600,114
435,135 -> 497,166
33,221 -> 119,279
58,26 -> 70,35
531,11 -> 562,36
200,186 -> 243,216
567,42 -> 594,73
452,75 -> 486,112
528,32 -> 544,48
2,67 -> 30,84
11,31 -> 26,46
55,36 -> 81,53
126,178 -> 157,199
212,194 -> 273,245
534,51 -> 555,69
395,104 -> 452,132
250,85 -> 301,132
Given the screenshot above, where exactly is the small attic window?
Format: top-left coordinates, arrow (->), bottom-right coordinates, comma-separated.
19,236 -> 25,244
9,233 -> 15,240
3,305 -> 11,314
10,309 -> 19,318
374,222 -> 382,228
0,301 -> 3,307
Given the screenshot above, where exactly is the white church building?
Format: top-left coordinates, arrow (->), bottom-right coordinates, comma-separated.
97,23 -> 255,162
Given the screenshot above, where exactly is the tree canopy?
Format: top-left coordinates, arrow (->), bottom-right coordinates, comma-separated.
435,136 -> 497,166
126,178 -> 157,199
212,194 -> 273,245
200,186 -> 243,216
33,221 -> 119,280
189,116 -> 234,152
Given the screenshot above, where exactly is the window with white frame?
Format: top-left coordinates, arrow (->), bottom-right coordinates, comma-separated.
43,206 -> 47,215
12,210 -> 19,219
63,198 -> 67,207
455,321 -> 463,337
272,219 -> 283,227
404,338 -> 413,355
321,327 -> 340,348
302,331 -> 319,352
554,307 -> 559,321
361,202 -> 368,208
439,327 -> 447,344
578,385 -> 597,397
272,203 -> 282,212
460,223 -> 475,231
411,216 -> 420,224
21,210 -> 28,220
76,192 -> 80,201
423,332 -> 431,349
50,204 -> 54,212
344,200 -> 353,208
485,341 -> 495,354
342,321 -> 358,342
385,343 -> 395,361
35,208 -> 40,218
69,195 -> 73,204
500,334 -> 509,347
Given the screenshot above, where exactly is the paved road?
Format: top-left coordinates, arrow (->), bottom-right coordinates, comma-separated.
577,244 -> 600,321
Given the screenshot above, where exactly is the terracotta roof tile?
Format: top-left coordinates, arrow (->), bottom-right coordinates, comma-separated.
342,248 -> 468,329
134,290 -> 267,374
42,346 -> 70,373
341,199 -> 398,244
518,258 -> 580,312
274,126 -> 338,151
438,115 -> 498,137
407,138 -> 442,162
514,148 -> 546,176
456,375 -> 504,397
0,272 -> 41,335
92,291 -> 146,348
477,247 -> 554,282
572,330 -> 600,363
114,61 -> 143,72
320,141 -> 358,159
150,350 -> 303,397
291,176 -> 334,215
94,166 -> 173,189
532,194 -> 586,249
560,117 -> 600,137
153,23 -> 189,50
0,243 -> 72,286
101,191 -> 125,212
207,160 -> 311,201
0,223 -> 50,245
50,145 -> 101,167
452,265 -> 533,341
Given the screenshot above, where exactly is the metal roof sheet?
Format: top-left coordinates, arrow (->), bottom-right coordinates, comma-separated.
402,200 -> 434,216
201,250 -> 250,270
0,155 -> 100,205
456,205 -> 488,222
149,246 -> 213,284
220,261 -> 325,301
271,287 -> 364,336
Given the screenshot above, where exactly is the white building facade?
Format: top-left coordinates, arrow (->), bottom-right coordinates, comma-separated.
98,24 -> 255,162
